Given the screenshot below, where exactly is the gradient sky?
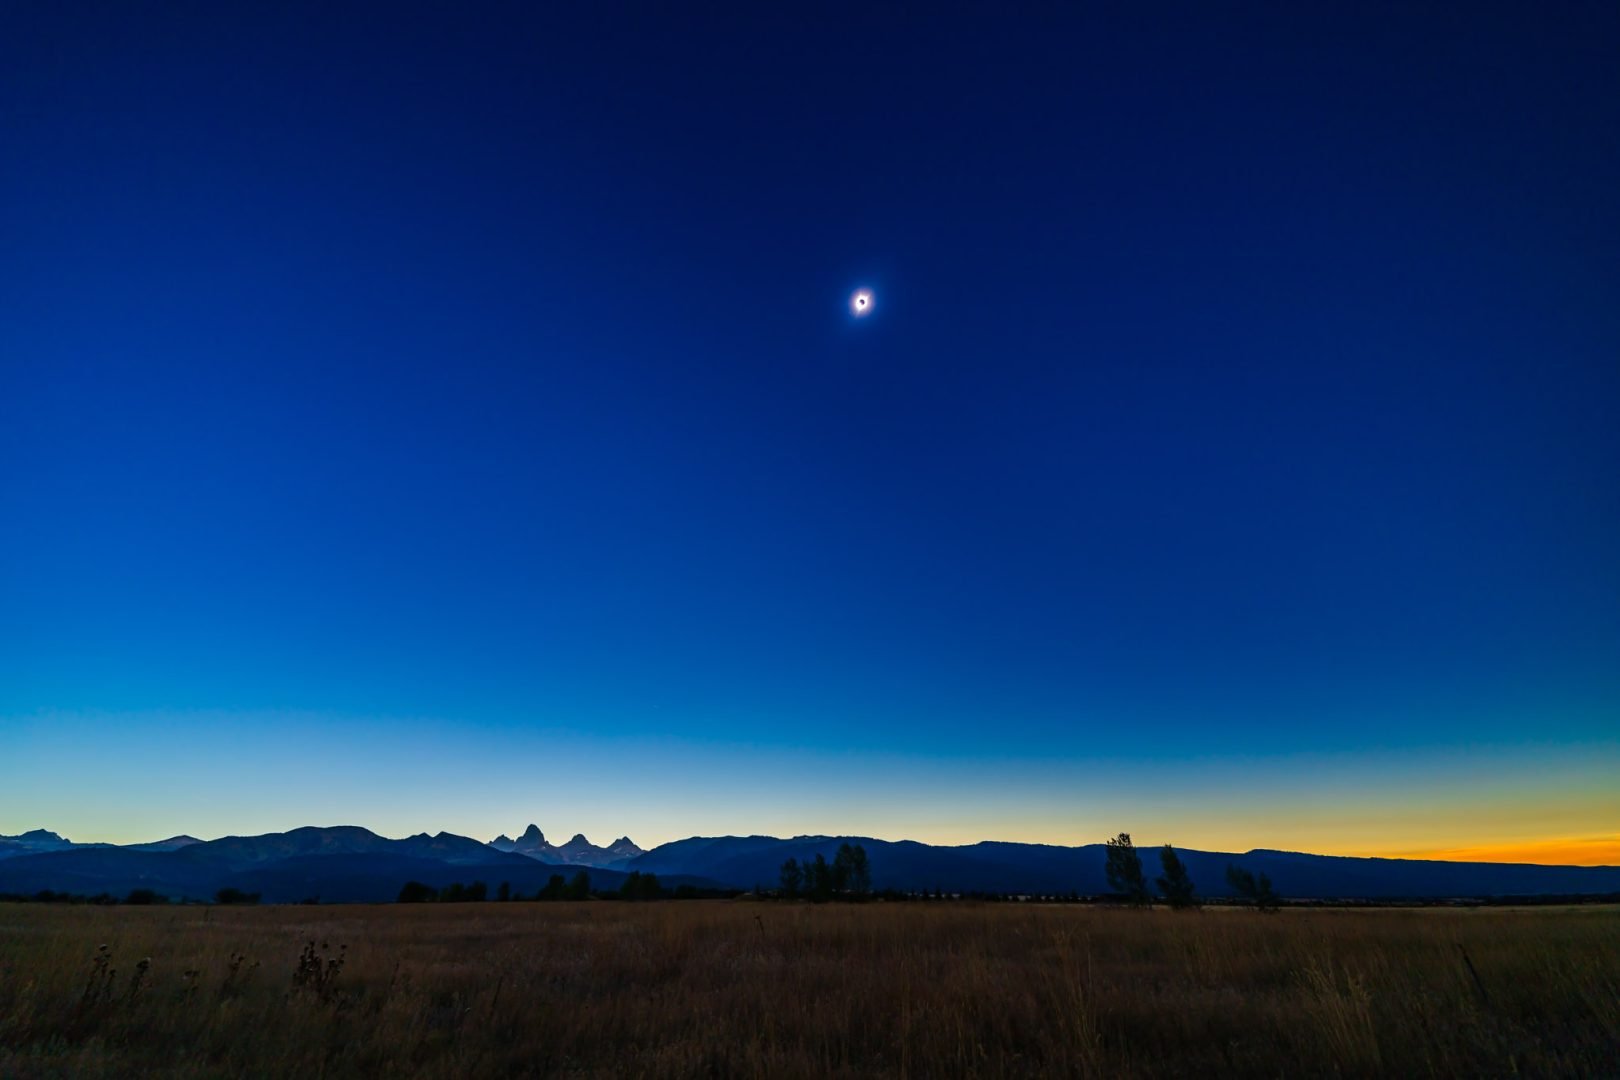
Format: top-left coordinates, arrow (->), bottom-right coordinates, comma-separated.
3,5 -> 1617,863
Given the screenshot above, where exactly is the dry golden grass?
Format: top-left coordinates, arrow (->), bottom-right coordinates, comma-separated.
1,901 -> 1616,1077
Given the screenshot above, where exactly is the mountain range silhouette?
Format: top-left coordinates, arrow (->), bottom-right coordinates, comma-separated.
2,826 -> 1615,904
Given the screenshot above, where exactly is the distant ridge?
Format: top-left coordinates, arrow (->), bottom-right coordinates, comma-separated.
622,836 -> 1620,899
0,825 -> 703,903
1,830 -> 201,856
125,835 -> 204,853
2,825 -> 1615,902
0,829 -> 77,855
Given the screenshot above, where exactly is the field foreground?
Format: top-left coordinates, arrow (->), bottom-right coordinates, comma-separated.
1,901 -> 1616,1077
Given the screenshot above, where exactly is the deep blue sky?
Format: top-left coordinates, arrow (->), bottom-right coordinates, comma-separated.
3,5 -> 1617,857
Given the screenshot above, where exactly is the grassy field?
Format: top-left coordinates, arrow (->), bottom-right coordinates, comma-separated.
1,900 -> 1616,1077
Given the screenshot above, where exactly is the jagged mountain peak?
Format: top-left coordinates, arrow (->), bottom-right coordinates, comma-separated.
491,825 -> 559,856
481,829 -> 646,867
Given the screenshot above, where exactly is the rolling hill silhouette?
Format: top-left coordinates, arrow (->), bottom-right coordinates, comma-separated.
623,836 -> 1620,897
2,826 -> 1615,902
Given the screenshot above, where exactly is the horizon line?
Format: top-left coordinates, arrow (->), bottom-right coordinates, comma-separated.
7,822 -> 1616,870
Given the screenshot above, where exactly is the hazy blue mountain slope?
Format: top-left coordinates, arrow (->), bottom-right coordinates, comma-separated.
0,847 -> 718,903
182,826 -> 499,867
0,830 -> 202,860
627,836 -> 1620,897
0,830 -> 88,859
0,848 -> 222,899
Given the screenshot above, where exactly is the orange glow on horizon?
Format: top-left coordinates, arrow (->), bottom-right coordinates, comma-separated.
1364,835 -> 1620,867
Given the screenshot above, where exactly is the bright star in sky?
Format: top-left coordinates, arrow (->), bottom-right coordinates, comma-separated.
850,289 -> 874,316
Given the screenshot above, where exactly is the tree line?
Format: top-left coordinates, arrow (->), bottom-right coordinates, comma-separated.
400,871 -> 593,903
1104,832 -> 1279,911
395,871 -> 736,903
776,843 -> 871,901
0,887 -> 264,906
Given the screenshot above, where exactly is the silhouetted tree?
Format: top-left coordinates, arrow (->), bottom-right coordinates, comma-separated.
779,857 -> 803,899
832,843 -> 855,892
848,844 -> 872,898
538,873 -> 567,901
1105,832 -> 1150,906
497,881 -> 511,902
566,870 -> 591,900
398,881 -> 438,903
124,888 -> 166,905
808,853 -> 833,902
1226,864 -> 1280,913
1155,845 -> 1198,910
